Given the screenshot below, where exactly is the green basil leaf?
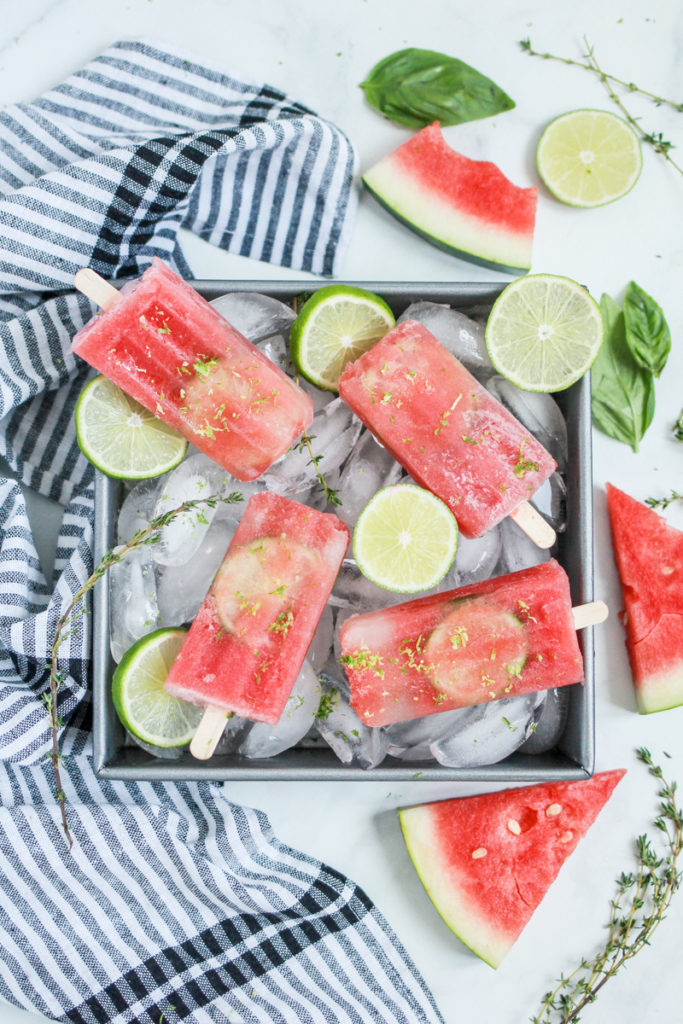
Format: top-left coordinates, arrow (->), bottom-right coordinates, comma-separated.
623,280 -> 671,378
359,48 -> 515,130
591,293 -> 655,453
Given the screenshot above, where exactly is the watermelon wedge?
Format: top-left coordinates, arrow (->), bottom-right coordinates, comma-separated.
399,770 -> 625,967
606,483 -> 683,713
362,122 -> 537,273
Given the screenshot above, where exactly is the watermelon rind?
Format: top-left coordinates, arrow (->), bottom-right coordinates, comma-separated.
363,178 -> 531,276
398,805 -> 511,968
635,660 -> 683,714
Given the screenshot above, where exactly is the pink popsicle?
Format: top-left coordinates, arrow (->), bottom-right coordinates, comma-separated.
338,320 -> 556,538
164,492 -> 349,724
72,259 -> 313,481
340,560 -> 584,727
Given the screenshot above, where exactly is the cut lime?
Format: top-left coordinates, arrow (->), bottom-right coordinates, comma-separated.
290,284 -> 395,391
112,627 -> 203,747
75,375 -> 188,479
353,484 -> 458,593
536,109 -> 642,208
485,274 -> 603,393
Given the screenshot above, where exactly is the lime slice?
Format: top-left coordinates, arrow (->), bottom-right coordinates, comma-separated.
536,109 -> 642,208
75,375 -> 188,479
353,484 -> 458,593
112,627 -> 203,747
485,274 -> 603,393
290,284 -> 395,391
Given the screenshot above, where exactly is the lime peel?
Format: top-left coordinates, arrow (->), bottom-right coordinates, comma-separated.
353,483 -> 458,593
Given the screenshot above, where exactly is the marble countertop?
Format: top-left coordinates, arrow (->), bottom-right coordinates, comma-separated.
2,1 -> 682,1022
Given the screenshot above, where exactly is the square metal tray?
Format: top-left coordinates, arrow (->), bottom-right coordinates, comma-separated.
93,281 -> 595,782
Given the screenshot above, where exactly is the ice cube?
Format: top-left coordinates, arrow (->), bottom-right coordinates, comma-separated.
398,301 -> 492,373
117,477 -> 165,544
450,526 -> 502,586
531,472 -> 568,534
109,547 -> 161,663
239,660 -> 322,759
156,515 -> 235,627
430,692 -> 546,767
334,429 -> 404,528
255,333 -> 290,373
305,605 -> 335,673
485,375 -> 568,471
518,687 -> 570,755
151,453 -> 231,566
496,516 -> 552,575
314,677 -> 389,769
210,291 -> 295,345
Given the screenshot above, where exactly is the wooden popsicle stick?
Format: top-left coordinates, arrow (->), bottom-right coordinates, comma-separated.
190,705 -> 232,761
74,267 -> 120,310
572,600 -> 609,630
509,500 -> 556,550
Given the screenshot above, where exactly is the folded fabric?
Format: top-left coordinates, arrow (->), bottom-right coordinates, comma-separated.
0,41 -> 443,1024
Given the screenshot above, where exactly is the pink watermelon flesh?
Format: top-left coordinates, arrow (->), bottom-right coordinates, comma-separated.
606,483 -> 683,713
362,122 -> 537,273
399,770 -> 625,967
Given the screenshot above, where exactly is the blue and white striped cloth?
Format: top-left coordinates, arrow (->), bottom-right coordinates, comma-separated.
0,42 -> 443,1024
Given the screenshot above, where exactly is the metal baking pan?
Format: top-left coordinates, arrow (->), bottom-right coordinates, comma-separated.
93,281 -> 594,782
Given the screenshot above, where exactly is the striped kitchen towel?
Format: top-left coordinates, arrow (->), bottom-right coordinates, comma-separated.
0,41 -> 444,1024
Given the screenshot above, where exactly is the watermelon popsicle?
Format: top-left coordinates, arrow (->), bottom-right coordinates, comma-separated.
164,492 -> 350,758
72,260 -> 313,480
340,559 -> 606,727
338,320 -> 556,544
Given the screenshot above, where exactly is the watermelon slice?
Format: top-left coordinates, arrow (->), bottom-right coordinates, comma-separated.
399,770 -> 625,967
362,122 -> 537,273
606,483 -> 683,713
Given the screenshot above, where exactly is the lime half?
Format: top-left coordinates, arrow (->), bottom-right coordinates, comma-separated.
536,109 -> 642,208
353,484 -> 458,593
290,284 -> 395,391
485,274 -> 603,393
75,375 -> 188,479
112,628 -> 202,747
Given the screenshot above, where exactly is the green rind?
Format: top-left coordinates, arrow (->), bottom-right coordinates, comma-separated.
112,627 -> 196,748
636,667 -> 683,715
362,178 -> 530,276
290,284 -> 396,391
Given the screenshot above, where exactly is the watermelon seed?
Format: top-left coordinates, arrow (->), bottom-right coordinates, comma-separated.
507,818 -> 522,835
662,565 -> 675,575
546,803 -> 563,817
559,830 -> 574,843
471,847 -> 487,859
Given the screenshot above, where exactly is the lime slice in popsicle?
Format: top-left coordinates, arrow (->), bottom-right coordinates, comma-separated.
290,284 -> 395,391
353,483 -> 458,593
75,375 -> 188,479
485,274 -> 603,393
112,628 -> 203,747
536,109 -> 642,208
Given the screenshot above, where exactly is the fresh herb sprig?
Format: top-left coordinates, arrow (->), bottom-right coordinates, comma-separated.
645,490 -> 683,511
533,748 -> 683,1024
297,431 -> 341,507
48,491 -> 242,847
673,408 -> 683,442
520,37 -> 683,177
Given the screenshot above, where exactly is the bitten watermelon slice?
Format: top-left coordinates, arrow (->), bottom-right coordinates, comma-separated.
399,770 -> 625,968
362,122 -> 537,273
606,483 -> 683,713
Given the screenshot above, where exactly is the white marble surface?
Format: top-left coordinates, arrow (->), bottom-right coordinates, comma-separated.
2,1 -> 683,1022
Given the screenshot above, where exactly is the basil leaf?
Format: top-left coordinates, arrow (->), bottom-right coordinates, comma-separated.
359,48 -> 515,130
623,280 -> 671,378
591,294 -> 655,453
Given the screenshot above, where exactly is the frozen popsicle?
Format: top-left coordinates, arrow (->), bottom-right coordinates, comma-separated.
164,492 -> 349,753
338,320 -> 556,542
72,260 -> 313,481
340,559 -> 603,727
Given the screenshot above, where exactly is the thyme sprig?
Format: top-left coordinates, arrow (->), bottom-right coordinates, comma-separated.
48,491 -> 242,847
520,37 -> 683,177
644,489 -> 683,511
673,408 -> 683,442
533,748 -> 683,1024
296,430 -> 341,507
